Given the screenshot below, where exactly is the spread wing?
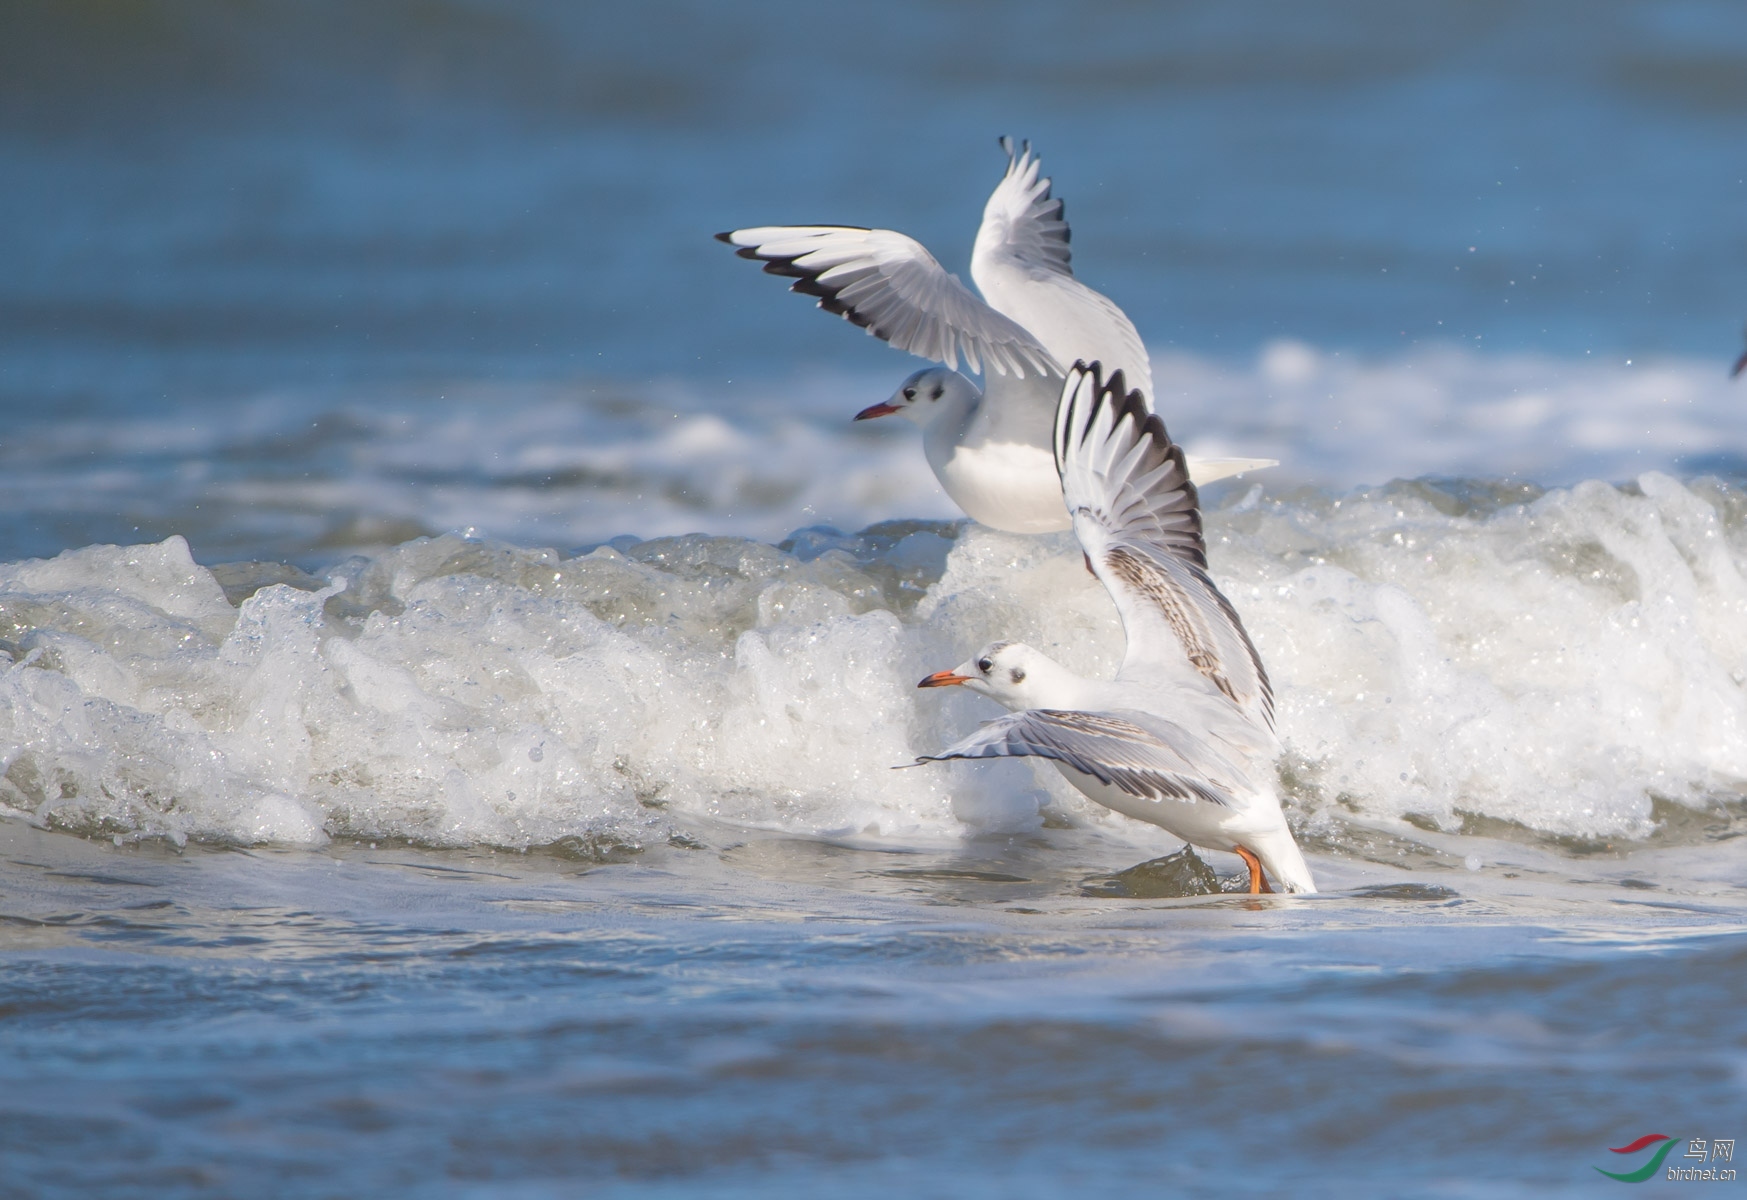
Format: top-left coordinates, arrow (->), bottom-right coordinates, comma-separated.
970,140 -> 1155,401
973,137 -> 1072,278
717,225 -> 1059,379
915,707 -> 1237,806
1053,361 -> 1275,733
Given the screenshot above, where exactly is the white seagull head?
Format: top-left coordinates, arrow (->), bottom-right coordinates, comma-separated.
854,366 -> 980,428
917,640 -> 1077,711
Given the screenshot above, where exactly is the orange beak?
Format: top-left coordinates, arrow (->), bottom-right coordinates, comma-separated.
854,402 -> 901,421
917,670 -> 970,688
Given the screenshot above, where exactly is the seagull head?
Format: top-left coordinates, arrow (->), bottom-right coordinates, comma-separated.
854,367 -> 979,426
917,640 -> 1073,711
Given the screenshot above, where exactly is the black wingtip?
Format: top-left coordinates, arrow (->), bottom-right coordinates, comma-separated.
1070,359 -> 1144,423
1066,360 -> 1186,478
713,231 -> 735,244
1732,348 -> 1747,379
1059,360 -> 1138,473
1067,359 -> 1118,393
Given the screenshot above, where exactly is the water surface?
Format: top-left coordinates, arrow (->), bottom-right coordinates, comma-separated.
4,4 -> 1747,1195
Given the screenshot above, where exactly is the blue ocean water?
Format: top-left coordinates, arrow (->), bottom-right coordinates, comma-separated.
5,1 -> 1747,416
5,823 -> 1745,1200
3,3 -> 1747,1196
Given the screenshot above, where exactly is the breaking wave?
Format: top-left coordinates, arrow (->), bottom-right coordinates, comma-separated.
4,468 -> 1744,858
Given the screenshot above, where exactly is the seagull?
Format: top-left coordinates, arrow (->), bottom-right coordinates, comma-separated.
912,361 -> 1315,894
719,140 -> 1274,534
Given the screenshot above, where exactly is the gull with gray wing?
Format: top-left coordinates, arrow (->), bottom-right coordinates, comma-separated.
719,140 -> 1274,533
914,361 -> 1313,894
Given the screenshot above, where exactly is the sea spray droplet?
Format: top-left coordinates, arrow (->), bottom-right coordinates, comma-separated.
528,745 -> 544,763
1464,855 -> 1483,871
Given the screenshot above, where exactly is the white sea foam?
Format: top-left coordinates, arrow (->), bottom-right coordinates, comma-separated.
5,344 -> 1746,565
1154,342 -> 1747,487
3,465 -> 1744,855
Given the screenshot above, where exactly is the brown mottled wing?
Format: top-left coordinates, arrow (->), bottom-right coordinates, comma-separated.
717,225 -> 1060,380
1053,361 -> 1275,733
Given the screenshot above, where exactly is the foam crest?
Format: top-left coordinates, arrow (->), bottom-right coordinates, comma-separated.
1230,473 -> 1747,839
2,473 -> 1744,854
0,530 -> 975,849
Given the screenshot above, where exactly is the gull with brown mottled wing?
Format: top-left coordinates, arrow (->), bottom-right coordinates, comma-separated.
914,362 -> 1313,894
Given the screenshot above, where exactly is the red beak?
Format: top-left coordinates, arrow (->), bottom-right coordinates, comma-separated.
917,670 -> 970,688
854,402 -> 901,421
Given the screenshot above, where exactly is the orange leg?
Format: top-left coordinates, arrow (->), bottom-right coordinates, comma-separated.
1233,845 -> 1273,895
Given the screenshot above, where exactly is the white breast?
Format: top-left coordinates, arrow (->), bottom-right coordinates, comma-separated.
925,433 -> 1070,533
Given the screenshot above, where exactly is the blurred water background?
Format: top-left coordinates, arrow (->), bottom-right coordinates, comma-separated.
4,3 -> 1747,1196
4,0 -> 1747,561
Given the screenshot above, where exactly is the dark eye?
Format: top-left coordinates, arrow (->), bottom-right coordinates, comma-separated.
930,385 -> 944,400
903,388 -> 916,401
1009,668 -> 1025,684
976,657 -> 993,674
